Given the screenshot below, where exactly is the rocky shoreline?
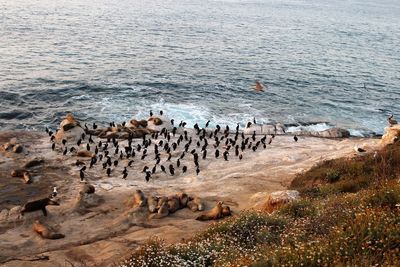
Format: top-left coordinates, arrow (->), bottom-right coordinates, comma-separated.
0,113 -> 387,266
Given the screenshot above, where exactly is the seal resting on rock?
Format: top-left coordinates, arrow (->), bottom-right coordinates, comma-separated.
196,201 -> 231,221
187,197 -> 204,212
21,198 -> 59,216
149,200 -> 169,219
33,220 -> 65,239
147,195 -> 159,213
132,190 -> 147,207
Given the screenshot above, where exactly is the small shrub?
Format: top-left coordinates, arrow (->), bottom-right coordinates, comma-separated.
325,169 -> 341,183
278,199 -> 316,219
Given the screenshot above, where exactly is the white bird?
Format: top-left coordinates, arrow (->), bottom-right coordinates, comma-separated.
388,115 -> 397,127
354,145 -> 366,153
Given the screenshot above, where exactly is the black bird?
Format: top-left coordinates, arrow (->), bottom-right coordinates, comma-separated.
80,165 -> 87,172
63,147 -> 68,155
128,160 -> 134,167
107,168 -> 111,177
62,139 -> 67,146
223,151 -> 229,161
89,135 -> 94,144
80,170 -> 85,181
98,154 -> 103,161
196,167 -> 200,175
152,165 -> 156,174
177,159 -> 181,168
246,122 -> 252,128
202,150 -> 207,159
169,164 -> 175,175
180,152 -> 185,159
86,143 -> 90,151
51,143 -> 55,151
113,160 -> 118,167
239,154 -> 243,160
141,154 -> 147,160
253,117 -> 257,124
142,166 -> 149,173
268,138 -> 272,145
81,133 -> 86,140
182,166 -> 187,173
167,153 -> 172,161
123,172 -> 128,179
48,130 -> 54,137
145,171 -> 151,182
50,135 -> 55,141
150,110 -> 153,116
45,127 -> 49,134
215,149 -> 220,158
156,157 -> 161,165
171,119 -> 174,126
95,146 -> 99,154
294,135 -> 298,142
190,149 -> 196,154
160,110 -> 163,115
271,134 -> 275,139
205,120 -> 210,128
102,162 -> 107,169
161,165 -> 166,173
93,123 -> 97,129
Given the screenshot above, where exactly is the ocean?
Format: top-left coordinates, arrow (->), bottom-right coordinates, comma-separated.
0,0 -> 399,136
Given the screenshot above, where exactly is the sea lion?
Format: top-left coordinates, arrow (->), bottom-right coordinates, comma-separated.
149,201 -> 169,219
195,201 -> 223,221
11,169 -> 28,177
12,144 -> 23,153
167,196 -> 180,213
147,195 -> 159,213
76,150 -> 94,157
177,193 -> 189,208
60,113 -> 80,131
24,158 -> 45,169
133,190 -> 147,207
23,172 -> 32,184
222,206 -> 232,217
21,198 -> 59,216
80,184 -> 95,195
33,220 -> 65,239
187,197 -> 204,212
149,117 -> 163,126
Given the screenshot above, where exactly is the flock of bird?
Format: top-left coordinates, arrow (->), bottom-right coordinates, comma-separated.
46,111 -> 397,183
46,111 -> 300,183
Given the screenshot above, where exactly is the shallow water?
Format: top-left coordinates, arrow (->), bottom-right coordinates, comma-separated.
0,0 -> 399,135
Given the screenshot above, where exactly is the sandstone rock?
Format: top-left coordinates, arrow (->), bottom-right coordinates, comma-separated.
8,206 -> 22,221
292,127 -> 350,138
262,124 -> 277,135
0,209 -> 8,221
380,125 -> 400,147
243,125 -> 262,135
261,190 -> 300,213
55,113 -> 85,142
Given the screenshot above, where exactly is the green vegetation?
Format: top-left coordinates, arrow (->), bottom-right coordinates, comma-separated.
120,143 -> 400,266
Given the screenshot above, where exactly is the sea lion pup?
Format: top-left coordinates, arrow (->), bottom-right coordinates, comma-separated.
222,206 -> 232,217
167,196 -> 180,213
23,172 -> 32,184
21,198 -> 59,216
195,201 -> 223,221
149,201 -> 169,219
147,195 -> 159,213
187,197 -> 204,212
33,220 -> 65,239
132,190 -> 147,207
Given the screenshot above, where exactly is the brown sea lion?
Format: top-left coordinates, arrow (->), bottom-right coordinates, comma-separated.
222,206 -> 232,217
33,220 -> 65,239
76,150 -> 94,157
177,193 -> 189,208
133,190 -> 147,207
23,172 -> 32,184
195,201 -> 223,221
12,144 -> 23,153
147,195 -> 159,213
149,201 -> 169,219
21,198 -> 59,216
149,117 -> 163,126
11,169 -> 28,177
187,197 -> 204,212
80,184 -> 95,195
167,196 -> 180,213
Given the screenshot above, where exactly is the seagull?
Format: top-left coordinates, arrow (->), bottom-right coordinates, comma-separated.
388,115 -> 397,127
51,187 -> 57,198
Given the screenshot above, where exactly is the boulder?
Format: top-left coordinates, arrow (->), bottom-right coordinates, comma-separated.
55,113 -> 85,142
292,127 -> 350,138
260,190 -> 300,213
380,125 -> 400,147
